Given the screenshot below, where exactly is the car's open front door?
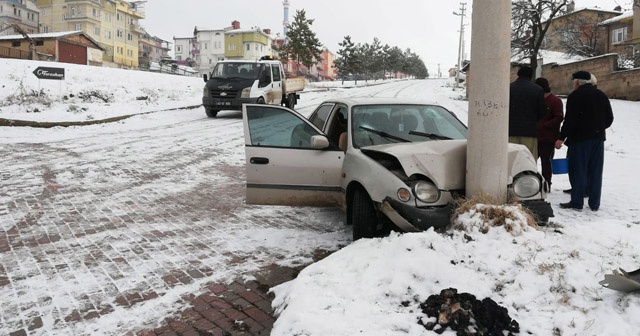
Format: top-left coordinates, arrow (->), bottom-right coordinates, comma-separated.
242,104 -> 343,206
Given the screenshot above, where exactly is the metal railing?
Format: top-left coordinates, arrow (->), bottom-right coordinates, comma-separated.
617,53 -> 640,70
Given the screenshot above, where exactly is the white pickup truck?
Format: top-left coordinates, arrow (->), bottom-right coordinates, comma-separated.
202,56 -> 305,118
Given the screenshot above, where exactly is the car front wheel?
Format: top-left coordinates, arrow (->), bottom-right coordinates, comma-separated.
352,188 -> 379,240
205,107 -> 219,118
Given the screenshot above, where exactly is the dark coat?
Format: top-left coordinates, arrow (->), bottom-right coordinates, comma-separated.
537,93 -> 564,143
559,83 -> 614,143
509,77 -> 548,137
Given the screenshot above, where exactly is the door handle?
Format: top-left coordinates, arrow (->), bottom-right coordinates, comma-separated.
250,157 -> 269,164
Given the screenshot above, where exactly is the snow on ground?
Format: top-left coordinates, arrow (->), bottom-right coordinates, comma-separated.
2,58 -> 640,336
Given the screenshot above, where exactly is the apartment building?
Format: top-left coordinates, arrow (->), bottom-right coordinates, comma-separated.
224,21 -> 273,61
0,0 -> 40,34
543,7 -> 621,56
174,21 -> 273,76
138,28 -> 169,70
193,26 -> 225,75
36,0 -> 144,68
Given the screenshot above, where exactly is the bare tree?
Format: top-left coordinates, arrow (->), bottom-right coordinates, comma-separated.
555,13 -> 604,57
511,0 -> 570,74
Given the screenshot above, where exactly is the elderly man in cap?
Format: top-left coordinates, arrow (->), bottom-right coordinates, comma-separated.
555,71 -> 614,211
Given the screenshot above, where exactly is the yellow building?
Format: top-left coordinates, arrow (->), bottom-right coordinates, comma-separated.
36,0 -> 144,68
224,21 -> 272,60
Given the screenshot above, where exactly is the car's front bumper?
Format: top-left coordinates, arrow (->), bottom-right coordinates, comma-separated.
381,197 -> 452,232
203,96 -> 260,110
381,197 -> 555,232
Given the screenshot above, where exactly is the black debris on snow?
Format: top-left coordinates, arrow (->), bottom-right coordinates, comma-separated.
418,287 -> 520,335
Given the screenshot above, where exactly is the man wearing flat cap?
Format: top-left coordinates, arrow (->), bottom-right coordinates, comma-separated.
555,70 -> 614,211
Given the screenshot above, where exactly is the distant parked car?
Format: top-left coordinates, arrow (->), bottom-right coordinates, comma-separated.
241,98 -> 553,240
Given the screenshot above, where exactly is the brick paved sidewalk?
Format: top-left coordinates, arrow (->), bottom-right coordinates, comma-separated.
137,280 -> 276,336
136,254 -> 331,336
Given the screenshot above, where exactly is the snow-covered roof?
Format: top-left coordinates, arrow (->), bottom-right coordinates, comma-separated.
0,30 -> 84,40
600,10 -> 634,25
226,28 -> 269,35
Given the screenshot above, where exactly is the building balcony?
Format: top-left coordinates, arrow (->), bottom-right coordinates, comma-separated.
130,24 -> 145,34
64,13 -> 100,24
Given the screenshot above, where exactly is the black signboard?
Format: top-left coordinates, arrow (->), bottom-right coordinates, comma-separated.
32,66 -> 65,80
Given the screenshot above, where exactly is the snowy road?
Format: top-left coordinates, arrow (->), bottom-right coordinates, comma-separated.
0,79 -> 465,335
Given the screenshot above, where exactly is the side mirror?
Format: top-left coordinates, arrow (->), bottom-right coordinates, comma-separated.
310,135 -> 330,149
203,74 -> 208,82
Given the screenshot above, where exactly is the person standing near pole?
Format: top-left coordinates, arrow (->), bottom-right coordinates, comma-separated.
534,77 -> 564,191
555,71 -> 614,211
508,66 -> 548,159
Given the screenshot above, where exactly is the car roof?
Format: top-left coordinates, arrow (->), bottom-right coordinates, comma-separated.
321,97 -> 443,107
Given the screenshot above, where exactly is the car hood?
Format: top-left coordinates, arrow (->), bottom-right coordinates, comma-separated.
362,140 -> 537,190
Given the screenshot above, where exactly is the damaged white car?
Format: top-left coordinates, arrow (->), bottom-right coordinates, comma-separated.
242,98 -> 554,240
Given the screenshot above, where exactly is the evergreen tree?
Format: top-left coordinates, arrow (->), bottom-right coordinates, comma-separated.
279,9 -> 323,76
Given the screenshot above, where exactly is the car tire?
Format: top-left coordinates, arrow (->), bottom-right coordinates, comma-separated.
257,97 -> 265,105
285,94 -> 296,109
352,188 -> 378,240
205,108 -> 219,118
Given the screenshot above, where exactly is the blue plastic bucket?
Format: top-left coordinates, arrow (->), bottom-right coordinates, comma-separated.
552,158 -> 568,174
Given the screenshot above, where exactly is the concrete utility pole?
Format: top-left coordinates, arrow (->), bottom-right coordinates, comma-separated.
453,3 -> 467,88
466,0 -> 511,202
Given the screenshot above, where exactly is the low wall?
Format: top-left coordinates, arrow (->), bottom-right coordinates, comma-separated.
511,54 -> 640,101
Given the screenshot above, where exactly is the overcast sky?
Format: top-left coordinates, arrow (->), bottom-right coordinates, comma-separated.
141,0 -> 630,77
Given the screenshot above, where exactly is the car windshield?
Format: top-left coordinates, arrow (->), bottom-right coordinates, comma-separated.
210,62 -> 259,80
351,104 -> 468,147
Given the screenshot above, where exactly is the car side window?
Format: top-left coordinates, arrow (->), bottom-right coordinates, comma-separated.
246,106 -> 321,148
309,104 -> 335,130
328,106 -> 348,147
271,64 -> 281,81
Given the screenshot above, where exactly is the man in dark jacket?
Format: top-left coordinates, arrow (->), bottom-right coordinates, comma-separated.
535,77 -> 564,190
555,70 -> 614,211
509,66 -> 548,159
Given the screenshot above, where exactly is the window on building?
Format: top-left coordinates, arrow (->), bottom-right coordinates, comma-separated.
246,44 -> 250,51
127,50 -> 133,57
176,45 -> 182,52
117,30 -> 123,38
42,8 -> 47,16
117,13 -> 121,21
75,23 -> 81,30
94,27 -> 100,35
35,40 -> 44,46
127,33 -> 133,41
71,7 -> 76,17
105,30 -> 111,39
12,41 -> 20,47
613,27 -> 628,44
43,26 -> 49,33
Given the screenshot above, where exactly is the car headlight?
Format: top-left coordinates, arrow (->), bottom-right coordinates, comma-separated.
203,88 -> 209,97
413,181 -> 439,203
241,87 -> 251,98
513,174 -> 541,198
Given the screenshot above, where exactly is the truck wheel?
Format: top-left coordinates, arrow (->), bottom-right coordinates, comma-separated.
257,97 -> 265,104
352,188 -> 378,240
205,108 -> 219,118
286,94 -> 296,109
